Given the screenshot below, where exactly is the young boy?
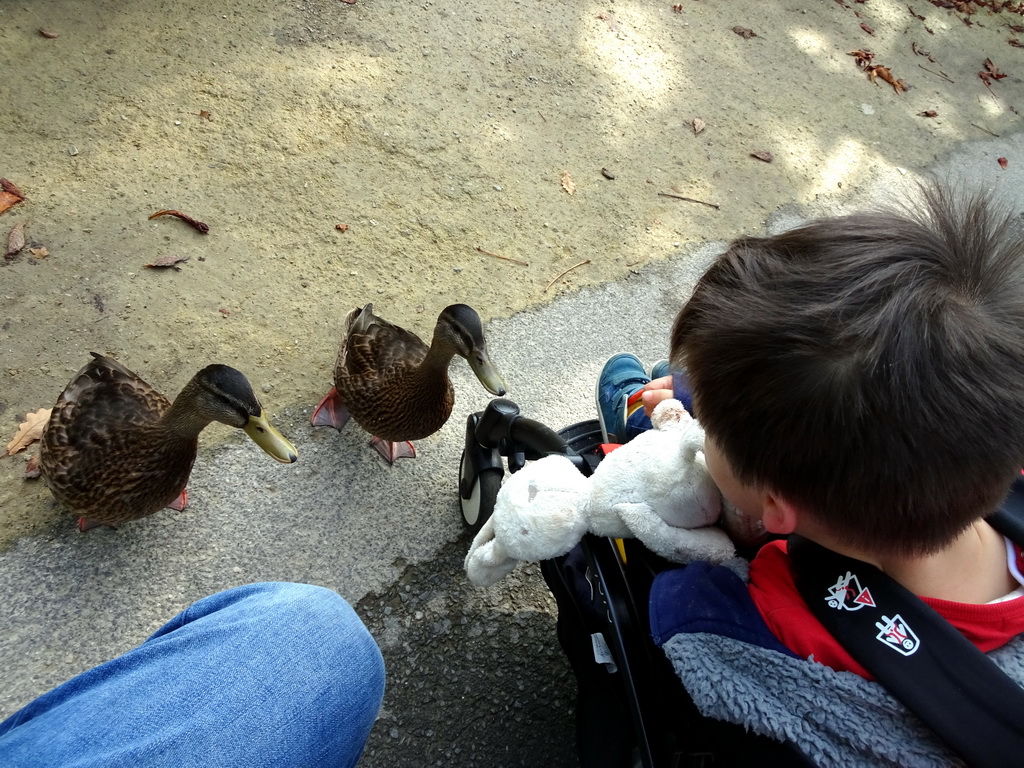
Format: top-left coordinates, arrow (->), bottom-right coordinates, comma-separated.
596,183 -> 1024,764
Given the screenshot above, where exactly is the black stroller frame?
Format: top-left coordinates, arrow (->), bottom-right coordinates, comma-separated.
458,399 -> 734,768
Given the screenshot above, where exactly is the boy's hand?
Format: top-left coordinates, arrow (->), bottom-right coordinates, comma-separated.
640,376 -> 675,417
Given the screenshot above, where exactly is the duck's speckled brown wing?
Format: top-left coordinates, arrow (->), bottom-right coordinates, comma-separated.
335,304 -> 429,382
41,354 -> 194,524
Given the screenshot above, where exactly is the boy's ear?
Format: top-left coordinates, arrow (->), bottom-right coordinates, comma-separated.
761,493 -> 800,535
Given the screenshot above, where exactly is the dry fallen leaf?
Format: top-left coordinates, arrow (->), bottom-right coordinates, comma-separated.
866,65 -> 908,94
849,49 -> 875,69
6,221 -> 25,258
998,157 -> 1009,169
561,171 -> 576,195
148,209 -> 209,233
38,28 -> 59,39
145,253 -> 190,270
6,408 -> 51,455
851,50 -> 909,93
750,151 -> 774,163
918,110 -> 938,117
600,168 -> 616,180
1,178 -> 23,197
28,247 -> 49,258
198,110 -> 213,121
980,57 -> 1008,88
985,58 -> 1006,78
0,178 -> 25,216
861,23 -> 875,35
732,26 -> 757,39
692,117 -> 706,135
335,223 -> 349,232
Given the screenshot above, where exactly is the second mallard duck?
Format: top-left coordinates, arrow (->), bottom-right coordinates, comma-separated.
312,303 -> 507,463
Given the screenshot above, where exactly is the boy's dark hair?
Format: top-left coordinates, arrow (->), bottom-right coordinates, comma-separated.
672,183 -> 1024,556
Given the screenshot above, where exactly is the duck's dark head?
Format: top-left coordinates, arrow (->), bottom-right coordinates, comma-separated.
435,305 -> 507,396
192,365 -> 298,463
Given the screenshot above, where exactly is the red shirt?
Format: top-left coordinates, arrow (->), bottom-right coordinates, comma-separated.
748,538 -> 1024,679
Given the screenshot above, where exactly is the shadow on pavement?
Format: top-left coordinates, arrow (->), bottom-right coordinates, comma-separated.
357,534 -> 579,767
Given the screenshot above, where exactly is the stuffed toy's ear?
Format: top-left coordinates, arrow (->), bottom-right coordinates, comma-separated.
649,397 -> 688,429
464,455 -> 589,587
464,515 -> 521,587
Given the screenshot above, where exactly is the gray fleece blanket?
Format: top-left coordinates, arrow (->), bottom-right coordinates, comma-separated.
661,631 -> 1024,767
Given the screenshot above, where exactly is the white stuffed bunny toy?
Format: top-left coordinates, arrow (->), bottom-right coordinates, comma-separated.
464,399 -> 747,588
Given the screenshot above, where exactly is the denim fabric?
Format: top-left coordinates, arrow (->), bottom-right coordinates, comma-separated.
623,370 -> 694,442
0,583 -> 385,768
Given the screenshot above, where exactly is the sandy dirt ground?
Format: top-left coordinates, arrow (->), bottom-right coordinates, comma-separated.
3,0 -> 1023,542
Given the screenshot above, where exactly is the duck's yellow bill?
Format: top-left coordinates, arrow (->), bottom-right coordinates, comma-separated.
469,352 -> 508,397
244,412 -> 299,463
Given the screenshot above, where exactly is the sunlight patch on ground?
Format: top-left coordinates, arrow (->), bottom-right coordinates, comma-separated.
809,137 -> 871,197
788,28 -> 846,75
771,134 -> 885,201
583,10 -> 676,107
978,91 -> 1012,119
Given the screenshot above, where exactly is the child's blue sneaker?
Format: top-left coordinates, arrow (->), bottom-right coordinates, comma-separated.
595,353 -> 650,443
650,359 -> 670,380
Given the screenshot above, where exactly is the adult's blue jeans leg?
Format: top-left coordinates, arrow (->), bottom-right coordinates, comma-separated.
0,582 -> 385,768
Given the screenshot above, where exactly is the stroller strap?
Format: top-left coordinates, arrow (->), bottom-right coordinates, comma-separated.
789,528 -> 1024,768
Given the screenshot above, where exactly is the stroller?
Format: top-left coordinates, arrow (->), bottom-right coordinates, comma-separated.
457,399 -> 807,767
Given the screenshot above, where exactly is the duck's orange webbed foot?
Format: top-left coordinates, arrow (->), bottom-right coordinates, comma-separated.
77,517 -> 115,532
166,488 -> 188,511
311,387 -> 352,430
370,437 -> 416,464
